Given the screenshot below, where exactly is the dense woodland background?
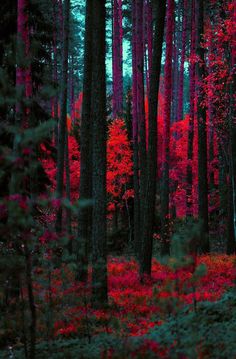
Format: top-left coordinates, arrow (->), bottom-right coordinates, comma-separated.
0,0 -> 236,358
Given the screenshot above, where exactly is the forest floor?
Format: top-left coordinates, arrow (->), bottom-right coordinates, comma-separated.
1,254 -> 236,358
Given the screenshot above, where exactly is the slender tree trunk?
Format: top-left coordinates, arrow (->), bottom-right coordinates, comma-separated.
10,0 -> 28,195
177,0 -> 187,122
55,0 -> 70,233
112,0 -> 123,118
171,0 -> 181,123
140,0 -> 166,277
196,0 -> 209,253
24,240 -> 36,359
70,55 -> 75,123
11,0 -> 32,195
136,0 -> 146,258
161,0 -> 174,256
77,0 -> 93,282
52,0 -> 59,148
91,0 -> 108,308
146,0 -> 153,95
65,130 -> 72,253
186,0 -> 196,217
227,22 -> 236,252
132,0 -> 140,257
58,0 -> 64,40
16,0 -> 27,107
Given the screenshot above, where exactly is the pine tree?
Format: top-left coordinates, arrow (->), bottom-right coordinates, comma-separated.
161,0 -> 174,256
91,0 -> 108,307
196,0 -> 209,253
77,0 -> 93,282
55,0 -> 70,233
140,0 -> 166,277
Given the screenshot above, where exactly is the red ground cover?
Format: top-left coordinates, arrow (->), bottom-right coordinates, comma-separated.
34,255 -> 236,339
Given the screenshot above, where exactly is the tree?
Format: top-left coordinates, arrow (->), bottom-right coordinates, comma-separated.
177,0 -> 187,122
55,0 -> 70,233
196,0 -> 209,253
136,0 -> 146,245
186,0 -> 196,217
140,0 -> 166,277
112,0 -> 123,118
161,0 -> 174,256
91,0 -> 108,307
131,0 -> 140,257
77,0 -> 93,282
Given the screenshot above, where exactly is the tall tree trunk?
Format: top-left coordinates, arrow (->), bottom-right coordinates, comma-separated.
52,0 -> 59,147
136,0 -> 146,259
144,0 -> 153,98
65,130 -> 72,253
177,0 -> 187,122
140,0 -> 166,277
112,0 -> 123,118
196,0 -> 209,253
55,0 -> 70,233
132,0 -> 140,257
171,0 -> 181,123
24,240 -> 36,359
91,0 -> 108,307
227,17 -> 236,252
161,0 -> 174,256
70,55 -> 75,123
146,1 -> 153,77
11,0 -> 30,193
77,0 -> 93,282
186,0 -> 196,217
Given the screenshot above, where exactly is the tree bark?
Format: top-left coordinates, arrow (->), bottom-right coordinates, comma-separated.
227,20 -> 236,252
55,0 -> 70,233
161,0 -> 174,256
196,0 -> 209,253
186,0 -> 196,217
136,0 -> 146,259
77,0 -> 93,282
132,0 -> 140,257
112,0 -> 123,118
177,0 -> 187,122
91,0 -> 108,307
140,0 -> 166,277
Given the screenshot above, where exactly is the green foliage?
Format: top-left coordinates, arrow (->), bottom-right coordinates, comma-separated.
147,290 -> 236,359
1,289 -> 235,358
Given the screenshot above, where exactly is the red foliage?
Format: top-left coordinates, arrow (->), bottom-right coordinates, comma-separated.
42,255 -> 236,345
107,119 -> 133,211
41,118 -> 133,211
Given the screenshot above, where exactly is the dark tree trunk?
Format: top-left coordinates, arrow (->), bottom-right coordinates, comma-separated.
112,0 -> 123,118
65,130 -> 72,253
177,0 -> 187,122
10,0 -> 29,194
24,240 -> 36,359
196,0 -> 209,253
77,0 -> 93,282
70,55 -> 75,123
140,0 -> 166,277
52,0 -> 59,148
161,0 -> 174,256
227,37 -> 236,253
55,0 -> 70,233
132,0 -> 140,257
91,0 -> 108,308
171,0 -> 181,123
186,0 -> 196,217
136,0 -> 146,259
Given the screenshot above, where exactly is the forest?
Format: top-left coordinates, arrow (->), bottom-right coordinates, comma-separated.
0,0 -> 235,358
